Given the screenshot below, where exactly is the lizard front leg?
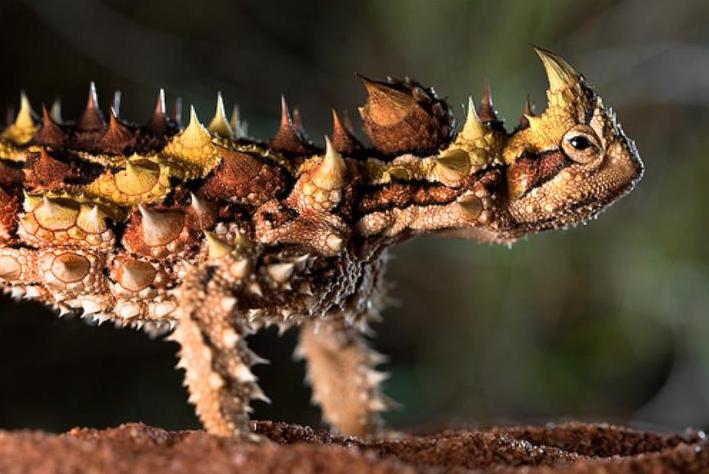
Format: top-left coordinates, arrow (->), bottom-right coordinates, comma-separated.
296,318 -> 392,437
170,256 -> 267,439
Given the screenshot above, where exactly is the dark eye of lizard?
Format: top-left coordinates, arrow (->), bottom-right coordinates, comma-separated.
568,135 -> 593,151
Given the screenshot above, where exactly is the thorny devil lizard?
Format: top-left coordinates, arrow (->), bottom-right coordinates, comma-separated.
0,48 -> 642,439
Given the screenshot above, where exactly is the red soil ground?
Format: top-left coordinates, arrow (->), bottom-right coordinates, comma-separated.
0,421 -> 706,474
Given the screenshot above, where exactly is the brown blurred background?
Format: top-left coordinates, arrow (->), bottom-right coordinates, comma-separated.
1,0 -> 708,433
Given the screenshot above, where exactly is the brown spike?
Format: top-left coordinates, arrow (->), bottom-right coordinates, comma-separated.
77,82 -> 106,131
99,110 -> 135,153
25,148 -> 72,189
517,95 -> 535,130
358,74 -> 454,156
270,96 -> 318,155
33,105 -> 67,147
479,83 -> 499,123
146,89 -> 169,134
331,109 -> 364,156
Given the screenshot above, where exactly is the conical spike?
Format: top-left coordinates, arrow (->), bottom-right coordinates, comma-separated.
100,108 -> 134,152
358,75 -> 412,126
78,205 -> 108,234
204,231 -> 233,261
112,90 -> 122,116
189,192 -> 209,216
230,104 -> 248,139
280,95 -> 292,125
51,254 -> 90,283
77,82 -> 106,131
36,105 -> 66,146
146,89 -> 169,134
518,95 -> 535,130
180,106 -> 211,147
120,264 -> 155,293
533,46 -> 580,92
138,205 -> 183,246
460,96 -> 485,141
267,262 -> 295,284
15,92 -> 35,130
270,95 -> 315,154
50,99 -> 63,123
208,92 -> 233,138
330,109 -> 363,155
479,83 -> 498,123
311,136 -> 347,190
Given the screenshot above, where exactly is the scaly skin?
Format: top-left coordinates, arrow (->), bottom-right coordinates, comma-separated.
0,48 -> 643,438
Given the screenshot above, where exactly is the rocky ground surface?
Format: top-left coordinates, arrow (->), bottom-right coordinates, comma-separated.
0,421 -> 707,474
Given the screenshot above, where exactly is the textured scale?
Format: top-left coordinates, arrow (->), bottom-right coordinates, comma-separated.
0,48 -> 643,439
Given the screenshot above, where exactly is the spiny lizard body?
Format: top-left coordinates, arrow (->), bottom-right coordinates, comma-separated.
0,48 -> 643,438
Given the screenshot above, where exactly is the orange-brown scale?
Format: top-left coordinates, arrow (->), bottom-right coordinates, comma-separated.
19,197 -> 116,250
198,147 -> 289,206
108,255 -> 177,320
0,247 -> 39,284
359,76 -> 454,156
37,248 -> 105,297
0,187 -> 20,243
24,149 -> 103,191
122,206 -> 199,260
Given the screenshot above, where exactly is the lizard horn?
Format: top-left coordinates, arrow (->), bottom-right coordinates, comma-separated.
534,46 -> 582,93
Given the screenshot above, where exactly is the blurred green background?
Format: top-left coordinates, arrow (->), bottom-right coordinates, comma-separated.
1,0 -> 708,433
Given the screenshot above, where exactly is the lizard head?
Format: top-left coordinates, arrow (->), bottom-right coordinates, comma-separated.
502,47 -> 643,233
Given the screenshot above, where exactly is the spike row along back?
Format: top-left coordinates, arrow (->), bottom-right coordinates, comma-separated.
0,48 -> 643,438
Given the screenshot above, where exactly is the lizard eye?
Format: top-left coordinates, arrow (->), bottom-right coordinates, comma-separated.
569,136 -> 593,150
561,126 -> 601,164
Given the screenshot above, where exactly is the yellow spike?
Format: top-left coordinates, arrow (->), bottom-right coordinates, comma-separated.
311,136 -> 347,191
208,92 -> 233,138
15,92 -> 35,130
457,194 -> 483,220
181,106 -> 212,148
460,96 -> 485,141
77,205 -> 109,234
534,46 -> 580,92
204,231 -> 234,261
35,197 -> 79,231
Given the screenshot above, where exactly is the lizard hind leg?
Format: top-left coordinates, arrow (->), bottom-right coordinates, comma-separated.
170,257 -> 268,439
296,319 -> 393,437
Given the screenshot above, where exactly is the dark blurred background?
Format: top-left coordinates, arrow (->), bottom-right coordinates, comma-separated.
1,0 -> 708,434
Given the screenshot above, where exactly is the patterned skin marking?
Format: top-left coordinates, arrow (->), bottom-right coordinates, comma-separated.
0,48 -> 642,439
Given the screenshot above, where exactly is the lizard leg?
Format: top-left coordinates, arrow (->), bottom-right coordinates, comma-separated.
170,258 -> 267,438
296,319 -> 391,437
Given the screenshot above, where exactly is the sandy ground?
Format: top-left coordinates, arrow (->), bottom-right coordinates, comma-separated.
0,421 -> 706,473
